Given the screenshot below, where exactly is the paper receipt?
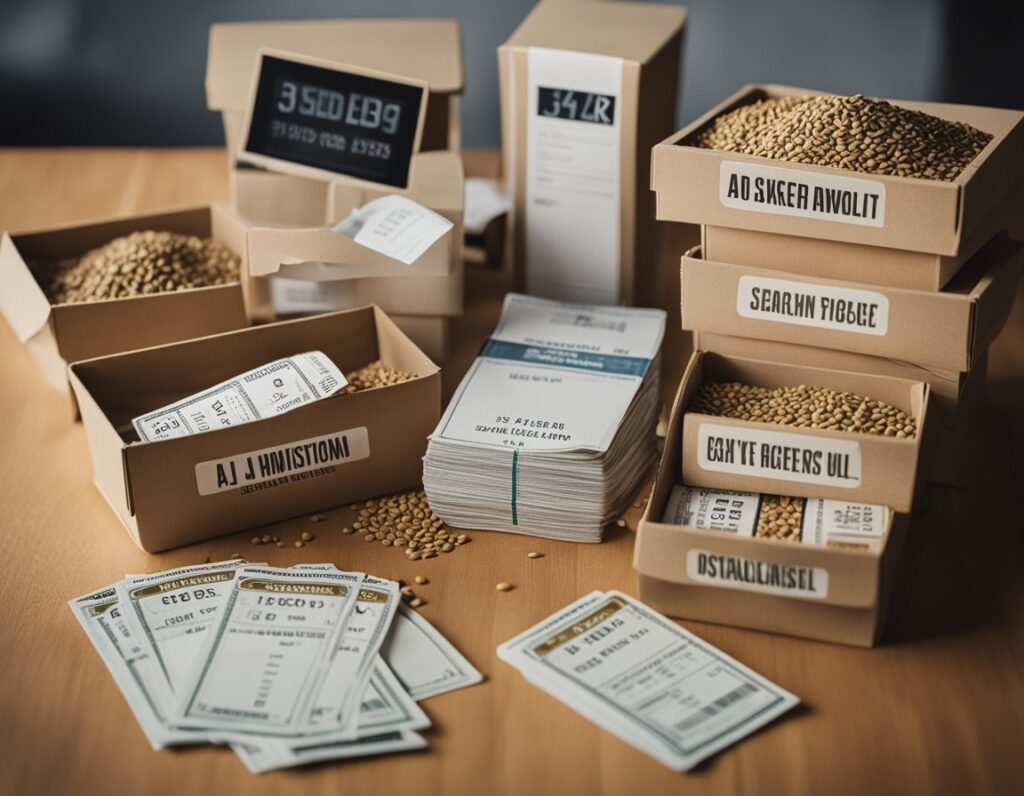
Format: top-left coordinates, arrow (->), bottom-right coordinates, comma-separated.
132,351 -> 346,442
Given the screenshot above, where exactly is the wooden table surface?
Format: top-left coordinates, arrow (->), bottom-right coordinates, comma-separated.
0,149 -> 1021,796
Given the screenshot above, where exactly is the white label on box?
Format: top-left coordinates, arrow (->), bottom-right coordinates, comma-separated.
736,275 -> 889,336
525,48 -> 623,304
663,485 -> 759,534
696,422 -> 862,488
194,427 -> 370,496
719,161 -> 885,227
270,277 -> 355,316
331,195 -> 452,266
686,549 -> 829,599
802,499 -> 886,549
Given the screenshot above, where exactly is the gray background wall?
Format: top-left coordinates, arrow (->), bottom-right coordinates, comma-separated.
1,0 -> 1020,147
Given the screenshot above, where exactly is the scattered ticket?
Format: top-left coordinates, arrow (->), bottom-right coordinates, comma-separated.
69,560 -> 482,773
332,195 -> 453,265
132,351 -> 346,442
499,591 -> 798,771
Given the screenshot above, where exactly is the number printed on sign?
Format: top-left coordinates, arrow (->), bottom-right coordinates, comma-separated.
537,87 -> 616,125
244,54 -> 426,188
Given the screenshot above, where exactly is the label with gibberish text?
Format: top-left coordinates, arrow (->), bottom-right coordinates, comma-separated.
686,549 -> 829,599
195,427 -> 370,496
719,161 -> 885,227
736,275 -> 889,336
696,422 -> 862,488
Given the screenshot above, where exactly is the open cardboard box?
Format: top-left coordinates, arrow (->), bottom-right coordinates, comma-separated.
206,18 -> 463,161
0,206 -> 248,396
499,0 -> 686,305
634,373 -> 910,646
694,332 -> 980,433
69,306 -> 440,553
652,84 -> 1024,256
682,236 -> 1022,373
679,351 -> 928,512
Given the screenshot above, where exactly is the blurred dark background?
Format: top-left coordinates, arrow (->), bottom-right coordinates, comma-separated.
1,0 -> 1022,148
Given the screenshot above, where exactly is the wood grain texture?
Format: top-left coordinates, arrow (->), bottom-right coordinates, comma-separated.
0,149 -> 1021,796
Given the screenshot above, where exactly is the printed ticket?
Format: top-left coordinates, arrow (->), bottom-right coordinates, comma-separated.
68,585 -> 199,749
133,351 -> 347,442
173,566 -> 363,735
499,591 -> 798,771
292,566 -> 401,737
117,561 -> 247,697
381,603 -> 484,701
433,293 -> 665,453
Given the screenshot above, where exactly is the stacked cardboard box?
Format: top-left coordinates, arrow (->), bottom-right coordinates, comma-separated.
499,0 -> 687,306
637,84 -> 1024,645
205,19 -> 466,362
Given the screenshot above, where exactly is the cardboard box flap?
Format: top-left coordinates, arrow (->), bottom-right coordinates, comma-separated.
244,224 -> 452,280
503,0 -> 686,63
206,18 -> 463,111
0,232 -> 52,343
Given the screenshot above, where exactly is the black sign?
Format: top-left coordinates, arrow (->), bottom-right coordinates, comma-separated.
244,55 -> 425,188
537,87 -> 616,126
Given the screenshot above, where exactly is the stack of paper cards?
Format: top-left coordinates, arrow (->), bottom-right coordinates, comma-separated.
423,294 -> 665,542
69,560 -> 482,774
498,591 -> 799,770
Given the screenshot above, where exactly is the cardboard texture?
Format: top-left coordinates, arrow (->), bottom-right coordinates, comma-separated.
0,206 -> 248,394
681,236 -> 1023,373
633,370 -> 910,647
69,306 -> 440,553
388,314 -> 450,364
678,352 -> 928,512
694,332 -> 976,432
236,152 -> 464,334
652,84 -> 1024,256
499,0 -> 686,305
206,18 -> 463,155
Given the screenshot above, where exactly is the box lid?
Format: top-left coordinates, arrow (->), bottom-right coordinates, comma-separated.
652,84 -> 1024,255
502,0 -> 686,63
206,18 -> 463,111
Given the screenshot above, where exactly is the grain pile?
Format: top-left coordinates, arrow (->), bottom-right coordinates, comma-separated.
342,361 -> 418,393
755,495 -> 803,542
691,381 -> 917,438
342,489 -> 470,560
46,231 -> 239,303
694,93 -> 992,181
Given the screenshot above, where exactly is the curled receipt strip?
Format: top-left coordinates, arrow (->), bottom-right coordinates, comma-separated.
131,351 -> 347,442
331,195 -> 453,266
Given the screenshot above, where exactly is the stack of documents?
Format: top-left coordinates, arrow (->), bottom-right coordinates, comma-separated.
499,591 -> 799,770
424,294 -> 665,542
69,560 -> 482,774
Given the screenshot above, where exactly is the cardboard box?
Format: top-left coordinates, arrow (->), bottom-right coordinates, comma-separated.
231,168 -> 329,222
206,18 -> 463,161
634,374 -> 909,646
0,206 -> 248,394
653,84 -> 1024,256
388,314 -> 450,364
681,236 -> 1022,372
237,152 -> 464,327
499,0 -> 686,305
69,306 -> 440,553
694,331 -> 976,432
678,351 -> 928,512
